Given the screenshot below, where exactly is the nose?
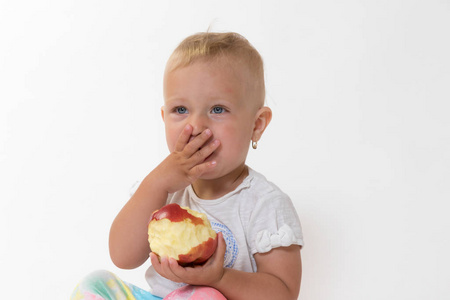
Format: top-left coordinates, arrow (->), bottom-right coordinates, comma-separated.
189,113 -> 209,137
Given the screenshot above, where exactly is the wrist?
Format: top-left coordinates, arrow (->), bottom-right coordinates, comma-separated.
208,267 -> 227,290
143,170 -> 172,195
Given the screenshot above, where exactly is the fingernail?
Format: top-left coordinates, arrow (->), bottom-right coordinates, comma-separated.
204,129 -> 211,136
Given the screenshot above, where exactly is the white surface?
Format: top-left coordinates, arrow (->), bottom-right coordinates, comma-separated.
1,1 -> 449,299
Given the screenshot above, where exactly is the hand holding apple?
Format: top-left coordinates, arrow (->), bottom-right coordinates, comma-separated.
148,204 -> 218,265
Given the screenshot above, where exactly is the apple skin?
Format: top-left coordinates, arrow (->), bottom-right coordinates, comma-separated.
151,204 -> 204,225
177,235 -> 217,265
148,204 -> 217,265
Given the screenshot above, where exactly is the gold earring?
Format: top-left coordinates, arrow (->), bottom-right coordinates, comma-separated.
252,141 -> 258,149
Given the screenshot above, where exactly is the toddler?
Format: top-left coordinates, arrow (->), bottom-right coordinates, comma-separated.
72,32 -> 303,300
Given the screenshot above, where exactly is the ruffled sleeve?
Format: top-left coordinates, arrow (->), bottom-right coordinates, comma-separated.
247,192 -> 304,255
255,224 -> 299,253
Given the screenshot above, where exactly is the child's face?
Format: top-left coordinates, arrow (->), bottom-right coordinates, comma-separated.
162,58 -> 261,180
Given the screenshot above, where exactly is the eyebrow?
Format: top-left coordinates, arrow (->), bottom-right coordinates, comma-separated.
165,94 -> 236,104
164,96 -> 187,105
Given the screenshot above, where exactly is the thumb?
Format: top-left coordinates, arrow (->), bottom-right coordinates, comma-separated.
205,232 -> 226,268
216,232 -> 226,261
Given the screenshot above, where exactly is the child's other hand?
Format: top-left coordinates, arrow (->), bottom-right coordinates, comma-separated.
150,232 -> 226,286
154,124 -> 220,194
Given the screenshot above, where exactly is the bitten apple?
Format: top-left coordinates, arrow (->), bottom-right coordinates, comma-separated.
148,203 -> 217,265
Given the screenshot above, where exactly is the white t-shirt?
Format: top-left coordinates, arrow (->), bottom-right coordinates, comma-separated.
145,167 -> 304,297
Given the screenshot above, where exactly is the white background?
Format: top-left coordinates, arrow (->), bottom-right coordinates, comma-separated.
1,0 -> 449,299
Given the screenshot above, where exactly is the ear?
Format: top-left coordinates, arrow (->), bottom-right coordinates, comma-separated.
161,106 -> 165,122
251,106 -> 272,143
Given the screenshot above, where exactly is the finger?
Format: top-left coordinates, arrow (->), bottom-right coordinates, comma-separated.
188,159 -> 218,180
168,258 -> 187,278
157,256 -> 182,282
154,255 -> 178,282
187,139 -> 220,170
150,253 -> 164,275
150,252 -> 159,265
174,124 -> 193,152
158,256 -> 174,281
183,129 -> 213,156
164,258 -> 184,282
168,258 -> 202,285
217,232 -> 227,260
205,232 -> 225,267
191,138 -> 220,162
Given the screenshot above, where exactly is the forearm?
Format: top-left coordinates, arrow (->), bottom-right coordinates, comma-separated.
212,268 -> 299,300
109,172 -> 168,269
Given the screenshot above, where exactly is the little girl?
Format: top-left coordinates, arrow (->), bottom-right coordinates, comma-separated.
72,31 -> 303,300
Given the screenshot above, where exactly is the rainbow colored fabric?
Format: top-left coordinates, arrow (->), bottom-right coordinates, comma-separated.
71,270 -> 162,300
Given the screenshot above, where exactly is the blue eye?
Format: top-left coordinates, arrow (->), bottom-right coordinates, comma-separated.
176,107 -> 188,114
211,106 -> 224,114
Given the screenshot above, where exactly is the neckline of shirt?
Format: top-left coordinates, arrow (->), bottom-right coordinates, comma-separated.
187,167 -> 255,205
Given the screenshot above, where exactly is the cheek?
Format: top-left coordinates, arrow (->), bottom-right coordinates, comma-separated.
215,124 -> 252,153
165,124 -> 182,152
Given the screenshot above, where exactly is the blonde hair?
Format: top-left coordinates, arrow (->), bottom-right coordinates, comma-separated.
165,32 -> 265,105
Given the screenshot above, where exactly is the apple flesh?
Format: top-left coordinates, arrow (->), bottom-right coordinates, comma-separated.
148,203 -> 217,265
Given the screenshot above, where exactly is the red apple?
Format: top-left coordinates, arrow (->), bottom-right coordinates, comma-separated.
148,203 -> 217,265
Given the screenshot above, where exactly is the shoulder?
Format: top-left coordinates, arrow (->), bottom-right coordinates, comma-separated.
245,168 -> 292,207
239,168 -> 299,230
166,187 -> 191,206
